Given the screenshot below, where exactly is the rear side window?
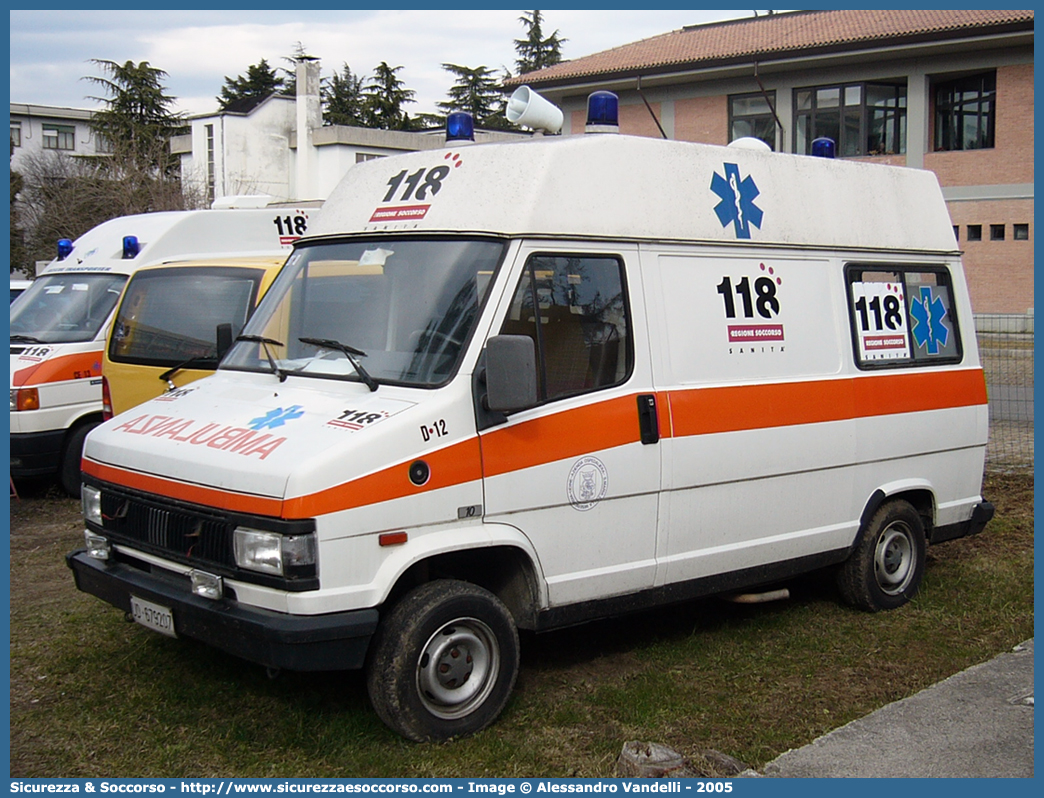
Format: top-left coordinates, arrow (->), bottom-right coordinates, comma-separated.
846,264 -> 962,368
110,267 -> 263,366
500,254 -> 633,402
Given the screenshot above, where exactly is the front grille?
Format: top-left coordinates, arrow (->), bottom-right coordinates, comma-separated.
99,488 -> 236,572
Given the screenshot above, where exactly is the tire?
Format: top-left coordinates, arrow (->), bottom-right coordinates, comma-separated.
366,579 -> 519,742
59,422 -> 99,497
838,499 -> 926,612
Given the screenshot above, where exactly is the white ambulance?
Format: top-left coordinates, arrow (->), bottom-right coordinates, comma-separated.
10,208 -> 309,494
69,93 -> 993,742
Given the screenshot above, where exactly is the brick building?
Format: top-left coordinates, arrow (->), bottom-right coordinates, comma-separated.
506,10 -> 1034,316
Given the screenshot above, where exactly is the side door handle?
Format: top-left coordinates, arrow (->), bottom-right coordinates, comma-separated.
637,394 -> 659,445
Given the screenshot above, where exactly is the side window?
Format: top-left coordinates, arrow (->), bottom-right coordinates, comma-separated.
846,265 -> 962,368
500,254 -> 632,402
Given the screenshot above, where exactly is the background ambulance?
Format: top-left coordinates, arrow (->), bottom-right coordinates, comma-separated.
69,93 -> 993,741
10,278 -> 32,303
102,254 -> 287,417
10,208 -> 309,494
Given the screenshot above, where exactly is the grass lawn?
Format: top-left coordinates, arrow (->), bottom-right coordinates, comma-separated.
9,473 -> 1033,777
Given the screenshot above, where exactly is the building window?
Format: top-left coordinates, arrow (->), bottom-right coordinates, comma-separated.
42,123 -> 75,151
952,226 -> 959,241
795,81 -> 906,157
205,124 -> 216,205
990,224 -> 1005,241
967,225 -> 982,242
94,134 -> 114,155
356,152 -> 383,163
729,92 -> 777,150
934,72 -> 996,151
1013,224 -> 1029,241
11,121 -> 21,148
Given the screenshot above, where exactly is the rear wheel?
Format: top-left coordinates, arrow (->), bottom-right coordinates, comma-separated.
838,499 -> 926,612
59,422 -> 99,497
366,579 -> 519,742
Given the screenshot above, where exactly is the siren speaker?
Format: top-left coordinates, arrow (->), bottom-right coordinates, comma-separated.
506,86 -> 564,134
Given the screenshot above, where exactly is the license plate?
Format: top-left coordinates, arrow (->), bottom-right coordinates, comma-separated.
130,595 -> 177,638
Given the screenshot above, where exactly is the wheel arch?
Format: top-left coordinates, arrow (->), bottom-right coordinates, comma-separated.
857,482 -> 935,547
384,538 -> 544,630
63,411 -> 105,445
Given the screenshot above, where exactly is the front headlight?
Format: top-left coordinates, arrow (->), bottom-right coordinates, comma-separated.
233,527 -> 316,576
81,484 -> 102,526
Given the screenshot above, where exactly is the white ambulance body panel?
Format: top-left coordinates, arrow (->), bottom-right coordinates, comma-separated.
10,208 -> 311,492
312,134 -> 956,251
71,126 -> 992,742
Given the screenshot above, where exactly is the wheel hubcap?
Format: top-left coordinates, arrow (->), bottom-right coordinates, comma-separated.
417,617 -> 500,719
874,523 -> 914,595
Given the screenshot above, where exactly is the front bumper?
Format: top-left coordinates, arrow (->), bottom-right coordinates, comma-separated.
10,429 -> 66,477
66,548 -> 379,671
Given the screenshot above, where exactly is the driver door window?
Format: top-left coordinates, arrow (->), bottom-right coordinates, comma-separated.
499,254 -> 632,403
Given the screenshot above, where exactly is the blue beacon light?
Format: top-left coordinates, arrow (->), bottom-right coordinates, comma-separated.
811,137 -> 836,158
122,235 -> 140,259
446,112 -> 475,143
585,91 -> 620,133
56,238 -> 73,261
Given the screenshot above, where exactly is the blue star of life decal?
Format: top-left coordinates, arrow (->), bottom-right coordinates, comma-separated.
909,286 -> 950,355
710,163 -> 764,239
248,405 -> 305,430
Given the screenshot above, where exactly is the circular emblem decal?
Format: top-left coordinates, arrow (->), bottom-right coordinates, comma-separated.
566,456 -> 609,511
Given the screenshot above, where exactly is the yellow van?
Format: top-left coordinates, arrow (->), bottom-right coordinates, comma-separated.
102,255 -> 286,417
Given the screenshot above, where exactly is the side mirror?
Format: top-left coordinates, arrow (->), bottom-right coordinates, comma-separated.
216,323 -> 233,360
485,335 -> 538,412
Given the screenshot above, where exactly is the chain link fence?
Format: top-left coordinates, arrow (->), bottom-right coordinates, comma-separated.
977,314 -> 1034,472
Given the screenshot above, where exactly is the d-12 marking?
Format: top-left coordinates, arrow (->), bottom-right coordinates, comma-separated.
420,419 -> 448,442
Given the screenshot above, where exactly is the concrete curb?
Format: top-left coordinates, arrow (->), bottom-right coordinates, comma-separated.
744,640 -> 1034,778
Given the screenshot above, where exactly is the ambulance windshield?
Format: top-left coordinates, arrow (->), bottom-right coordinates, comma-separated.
10,273 -> 127,344
222,238 -> 505,388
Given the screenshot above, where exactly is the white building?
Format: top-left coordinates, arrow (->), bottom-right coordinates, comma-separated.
9,103 -> 109,171
173,59 -> 526,206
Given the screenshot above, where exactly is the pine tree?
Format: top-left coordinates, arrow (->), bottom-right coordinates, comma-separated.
323,63 -> 368,126
83,59 -> 184,174
217,58 -> 284,111
362,62 -> 417,130
514,10 -> 567,74
437,64 -> 513,129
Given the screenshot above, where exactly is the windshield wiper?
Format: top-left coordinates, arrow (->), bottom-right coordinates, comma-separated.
158,354 -> 218,390
235,335 -> 287,382
298,337 -> 379,392
10,334 -> 44,344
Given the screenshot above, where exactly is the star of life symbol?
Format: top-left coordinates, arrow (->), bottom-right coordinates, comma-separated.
910,286 -> 950,355
710,163 -> 764,239
248,405 -> 305,430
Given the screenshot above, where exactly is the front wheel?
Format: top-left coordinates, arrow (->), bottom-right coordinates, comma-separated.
60,422 -> 99,497
838,499 -> 926,612
366,580 -> 519,742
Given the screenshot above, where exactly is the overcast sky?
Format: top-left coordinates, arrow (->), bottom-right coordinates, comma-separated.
10,9 -> 768,119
